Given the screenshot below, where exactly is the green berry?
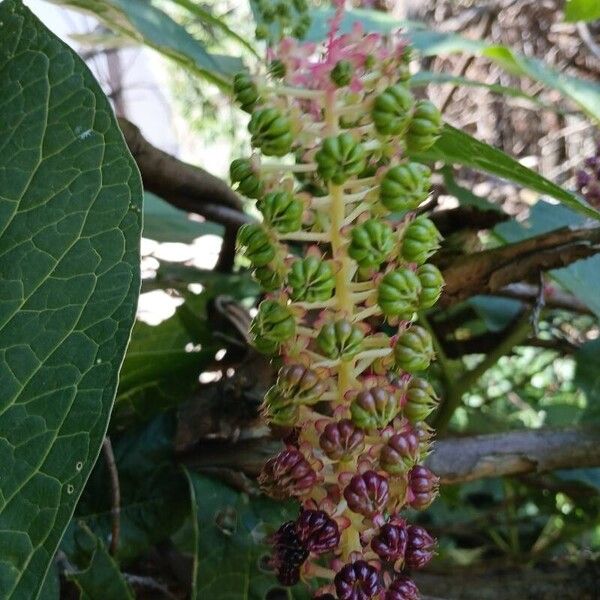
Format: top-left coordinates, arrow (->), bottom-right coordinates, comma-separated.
417,263 -> 444,309
379,162 -> 431,212
317,319 -> 365,360
350,386 -> 400,430
394,326 -> 434,372
372,83 -> 414,136
405,377 -> 439,422
315,133 -> 366,184
330,60 -> 353,87
258,191 -> 303,233
276,363 -> 325,403
288,256 -> 335,302
262,389 -> 299,426
230,158 -> 264,199
255,23 -> 270,39
233,72 -> 260,113
269,59 -> 286,79
348,219 -> 395,268
250,299 -> 296,354
253,265 -> 285,291
248,107 -> 293,157
377,268 -> 422,320
405,100 -> 442,154
237,223 -> 275,266
292,0 -> 308,11
401,216 -> 441,265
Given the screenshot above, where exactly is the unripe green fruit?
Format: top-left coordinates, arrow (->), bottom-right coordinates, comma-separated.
330,60 -> 353,87
249,107 -> 294,157
394,326 -> 434,372
269,59 -> 286,79
237,224 -> 275,266
317,319 -> 364,360
401,216 -> 441,265
258,191 -> 303,233
262,389 -> 299,426
350,386 -> 400,430
315,133 -> 366,184
251,300 -> 296,354
405,377 -> 439,423
233,72 -> 260,113
405,100 -> 442,153
372,83 -> 414,136
417,263 -> 444,309
255,23 -> 270,39
348,219 -> 395,268
288,256 -> 335,302
276,1 -> 291,17
379,162 -> 431,212
230,158 -> 264,199
378,268 -> 422,320
253,265 -> 285,292
293,0 -> 308,11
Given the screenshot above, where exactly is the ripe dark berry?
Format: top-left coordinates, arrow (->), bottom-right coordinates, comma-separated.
296,509 -> 340,554
407,465 -> 439,510
319,419 -> 365,461
270,521 -> 309,586
371,521 -> 408,563
385,576 -> 419,600
405,525 -> 436,569
344,470 -> 389,517
260,448 -> 317,498
334,560 -> 382,600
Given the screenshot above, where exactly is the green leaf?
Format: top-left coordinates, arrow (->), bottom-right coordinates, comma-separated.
574,339 -> 600,422
417,125 -> 600,221
47,0 -> 242,89
63,414 -> 188,562
0,2 -> 142,598
565,0 -> 600,22
468,296 -> 523,333
66,525 -> 133,599
495,200 -> 600,318
143,192 -> 223,243
185,472 -> 310,600
441,166 -> 503,213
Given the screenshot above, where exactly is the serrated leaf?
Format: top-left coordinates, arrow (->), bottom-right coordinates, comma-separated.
495,200 -> 600,317
47,0 -> 243,89
66,524 -> 133,599
185,472 -> 310,600
143,191 -> 223,243
0,1 -> 142,598
565,0 -> 600,22
62,414 -> 188,562
418,125 -> 600,221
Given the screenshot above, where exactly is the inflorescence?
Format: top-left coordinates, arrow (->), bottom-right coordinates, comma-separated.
232,7 -> 444,598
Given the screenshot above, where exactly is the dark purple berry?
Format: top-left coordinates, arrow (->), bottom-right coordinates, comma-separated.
270,521 -> 309,586
407,465 -> 439,510
380,425 -> 420,475
260,448 -> 317,498
334,560 -> 382,600
385,576 -> 419,600
371,521 -> 408,562
344,470 -> 389,517
313,595 -> 337,600
277,563 -> 302,586
320,419 -> 365,461
296,509 -> 340,554
405,525 -> 436,569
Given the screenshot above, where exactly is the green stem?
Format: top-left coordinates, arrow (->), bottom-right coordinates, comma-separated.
433,312 -> 532,433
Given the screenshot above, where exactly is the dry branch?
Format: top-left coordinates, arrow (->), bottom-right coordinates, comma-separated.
179,427 -> 600,485
440,226 -> 600,306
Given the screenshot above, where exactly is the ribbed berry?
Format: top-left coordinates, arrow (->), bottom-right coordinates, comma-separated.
344,470 -> 389,517
350,386 -> 400,431
296,509 -> 340,554
385,576 -> 419,600
334,560 -> 382,600
407,465 -> 439,509
319,419 -> 365,461
371,521 -> 408,563
270,521 -> 309,586
405,525 -> 436,569
380,424 -> 420,475
260,448 -> 317,497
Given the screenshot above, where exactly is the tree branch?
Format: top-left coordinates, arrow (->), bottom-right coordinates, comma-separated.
439,226 -> 600,307
178,427 -> 600,485
497,282 -> 593,315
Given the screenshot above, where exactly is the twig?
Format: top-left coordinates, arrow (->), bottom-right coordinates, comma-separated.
102,437 -> 121,556
577,22 -> 600,63
497,282 -> 593,314
530,271 -> 545,336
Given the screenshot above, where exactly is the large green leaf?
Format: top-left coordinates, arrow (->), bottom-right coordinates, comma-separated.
495,200 -> 600,318
62,414 -> 188,562
306,8 -> 600,122
47,0 -> 242,89
418,125 -> 600,220
565,0 -> 600,22
185,472 -> 310,600
0,1 -> 142,598
66,524 -> 133,599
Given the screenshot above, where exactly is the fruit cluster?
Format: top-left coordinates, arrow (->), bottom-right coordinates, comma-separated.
251,0 -> 311,44
576,143 -> 600,208
232,10 -> 443,599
